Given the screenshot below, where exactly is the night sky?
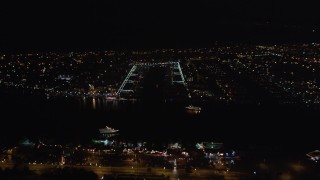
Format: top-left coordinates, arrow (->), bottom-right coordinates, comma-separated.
1,1 -> 320,51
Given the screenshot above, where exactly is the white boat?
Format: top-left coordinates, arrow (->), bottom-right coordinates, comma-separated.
99,126 -> 119,134
185,105 -> 201,111
99,126 -> 119,138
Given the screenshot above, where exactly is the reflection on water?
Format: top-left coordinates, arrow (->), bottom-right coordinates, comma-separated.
92,97 -> 96,109
79,97 -> 124,111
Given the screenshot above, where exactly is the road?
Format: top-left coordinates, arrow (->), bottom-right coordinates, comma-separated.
1,162 -> 248,179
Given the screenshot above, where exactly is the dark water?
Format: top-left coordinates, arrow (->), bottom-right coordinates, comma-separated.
0,90 -> 319,152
